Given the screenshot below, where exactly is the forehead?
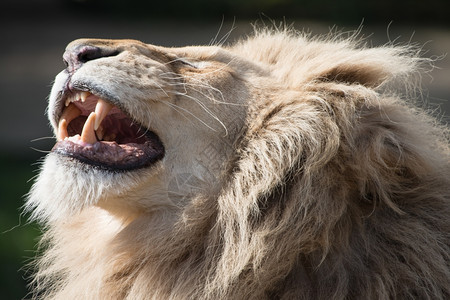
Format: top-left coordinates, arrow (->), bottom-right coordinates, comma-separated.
68,38 -> 220,55
65,38 -> 236,67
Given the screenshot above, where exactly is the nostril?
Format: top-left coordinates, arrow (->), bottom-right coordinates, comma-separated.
77,46 -> 103,63
63,44 -> 120,71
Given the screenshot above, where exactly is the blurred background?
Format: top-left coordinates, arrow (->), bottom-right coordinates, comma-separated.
1,0 -> 449,298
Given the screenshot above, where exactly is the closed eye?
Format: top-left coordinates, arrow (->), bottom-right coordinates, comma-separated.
178,59 -> 198,68
167,56 -> 199,69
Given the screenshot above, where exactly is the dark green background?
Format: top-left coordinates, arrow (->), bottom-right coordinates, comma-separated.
1,0 -> 449,298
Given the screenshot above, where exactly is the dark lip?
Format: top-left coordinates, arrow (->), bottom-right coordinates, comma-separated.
52,132 -> 165,171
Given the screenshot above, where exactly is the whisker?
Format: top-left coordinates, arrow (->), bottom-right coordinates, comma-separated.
30,137 -> 54,142
30,147 -> 51,154
210,16 -> 225,46
137,123 -> 151,140
183,81 -> 246,107
216,18 -> 236,47
163,81 -> 237,107
160,100 -> 201,126
176,93 -> 227,135
160,72 -> 184,80
158,55 -> 247,136
184,81 -> 227,104
27,174 -> 40,183
164,95 -> 218,132
152,81 -> 170,98
1,214 -> 23,234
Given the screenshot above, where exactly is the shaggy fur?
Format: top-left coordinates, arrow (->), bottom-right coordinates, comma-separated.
27,28 -> 450,299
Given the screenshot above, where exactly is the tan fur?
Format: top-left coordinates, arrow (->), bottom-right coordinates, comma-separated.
27,28 -> 450,299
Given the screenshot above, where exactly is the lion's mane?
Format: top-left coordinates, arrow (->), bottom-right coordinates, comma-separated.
29,29 -> 450,299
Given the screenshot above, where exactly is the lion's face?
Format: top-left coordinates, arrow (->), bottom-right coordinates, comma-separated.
33,39 -> 253,220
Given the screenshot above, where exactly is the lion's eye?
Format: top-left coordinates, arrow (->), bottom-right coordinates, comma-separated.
178,59 -> 198,69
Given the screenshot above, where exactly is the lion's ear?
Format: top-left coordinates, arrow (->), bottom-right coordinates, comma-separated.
320,64 -> 389,87
317,46 -> 422,88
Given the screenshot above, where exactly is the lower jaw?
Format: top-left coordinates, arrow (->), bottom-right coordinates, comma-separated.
51,132 -> 165,171
29,153 -> 160,222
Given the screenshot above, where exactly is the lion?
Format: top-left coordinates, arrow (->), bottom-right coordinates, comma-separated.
26,28 -> 450,299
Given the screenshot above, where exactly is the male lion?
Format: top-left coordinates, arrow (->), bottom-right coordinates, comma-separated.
27,29 -> 450,299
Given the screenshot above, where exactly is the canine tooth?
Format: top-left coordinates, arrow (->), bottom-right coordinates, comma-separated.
57,119 -> 68,141
58,103 -> 81,141
81,112 -> 97,144
76,93 -> 81,101
94,98 -> 114,130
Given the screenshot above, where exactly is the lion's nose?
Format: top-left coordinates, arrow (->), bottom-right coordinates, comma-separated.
63,44 -> 118,71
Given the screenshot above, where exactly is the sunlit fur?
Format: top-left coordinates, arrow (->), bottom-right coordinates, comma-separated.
27,28 -> 449,299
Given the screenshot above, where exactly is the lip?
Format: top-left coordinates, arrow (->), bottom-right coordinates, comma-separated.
50,86 -> 165,171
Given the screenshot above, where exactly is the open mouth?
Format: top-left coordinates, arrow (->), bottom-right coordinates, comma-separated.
52,91 -> 165,171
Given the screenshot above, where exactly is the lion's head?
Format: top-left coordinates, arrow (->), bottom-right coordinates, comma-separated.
28,38 -> 252,221
27,29 -> 450,299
